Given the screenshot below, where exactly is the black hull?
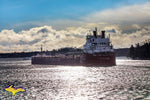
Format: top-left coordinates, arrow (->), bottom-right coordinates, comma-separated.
32,52 -> 116,66
32,56 -> 81,66
80,52 -> 116,66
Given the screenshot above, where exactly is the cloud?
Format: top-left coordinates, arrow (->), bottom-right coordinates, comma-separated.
0,24 -> 150,53
14,2 -> 150,33
0,2 -> 150,52
0,26 -> 87,53
84,2 -> 150,25
109,25 -> 150,48
3,2 -> 150,33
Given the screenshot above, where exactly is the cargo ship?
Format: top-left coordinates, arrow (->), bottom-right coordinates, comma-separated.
32,28 -> 116,66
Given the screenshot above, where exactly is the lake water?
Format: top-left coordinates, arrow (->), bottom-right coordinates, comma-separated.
0,57 -> 150,100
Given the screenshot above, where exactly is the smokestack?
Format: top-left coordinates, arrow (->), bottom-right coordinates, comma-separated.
93,27 -> 97,37
101,31 -> 105,38
95,27 -> 97,32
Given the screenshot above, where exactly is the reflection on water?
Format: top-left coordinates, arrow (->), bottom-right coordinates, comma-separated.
0,58 -> 150,100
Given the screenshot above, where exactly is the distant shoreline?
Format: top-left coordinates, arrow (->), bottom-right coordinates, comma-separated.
0,47 -> 129,58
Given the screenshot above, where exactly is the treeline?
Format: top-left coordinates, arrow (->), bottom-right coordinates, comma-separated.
0,52 -> 39,58
0,47 -> 82,58
51,47 -> 82,55
0,47 -> 130,58
129,39 -> 150,59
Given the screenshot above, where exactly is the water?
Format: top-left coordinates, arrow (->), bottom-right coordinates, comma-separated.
0,58 -> 150,100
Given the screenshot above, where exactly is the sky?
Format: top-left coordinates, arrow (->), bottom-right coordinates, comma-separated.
0,0 -> 150,52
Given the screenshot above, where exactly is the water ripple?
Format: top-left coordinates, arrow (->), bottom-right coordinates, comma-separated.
0,58 -> 150,100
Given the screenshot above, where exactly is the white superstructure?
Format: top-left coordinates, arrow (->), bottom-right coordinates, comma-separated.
83,28 -> 114,54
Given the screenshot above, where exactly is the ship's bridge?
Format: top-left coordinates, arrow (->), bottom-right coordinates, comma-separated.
83,29 -> 114,54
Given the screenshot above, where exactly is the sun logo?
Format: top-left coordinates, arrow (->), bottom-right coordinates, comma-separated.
5,85 -> 26,95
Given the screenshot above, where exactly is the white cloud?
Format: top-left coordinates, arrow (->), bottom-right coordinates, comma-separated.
0,26 -> 87,53
84,2 -> 150,25
6,2 -> 150,33
110,25 -> 150,48
0,2 -> 150,52
0,24 -> 150,53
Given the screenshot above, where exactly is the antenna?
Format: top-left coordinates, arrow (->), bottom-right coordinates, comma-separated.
41,44 -> 43,56
41,45 -> 43,52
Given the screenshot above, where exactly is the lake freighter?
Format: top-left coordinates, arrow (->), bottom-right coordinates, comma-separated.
32,28 -> 116,66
